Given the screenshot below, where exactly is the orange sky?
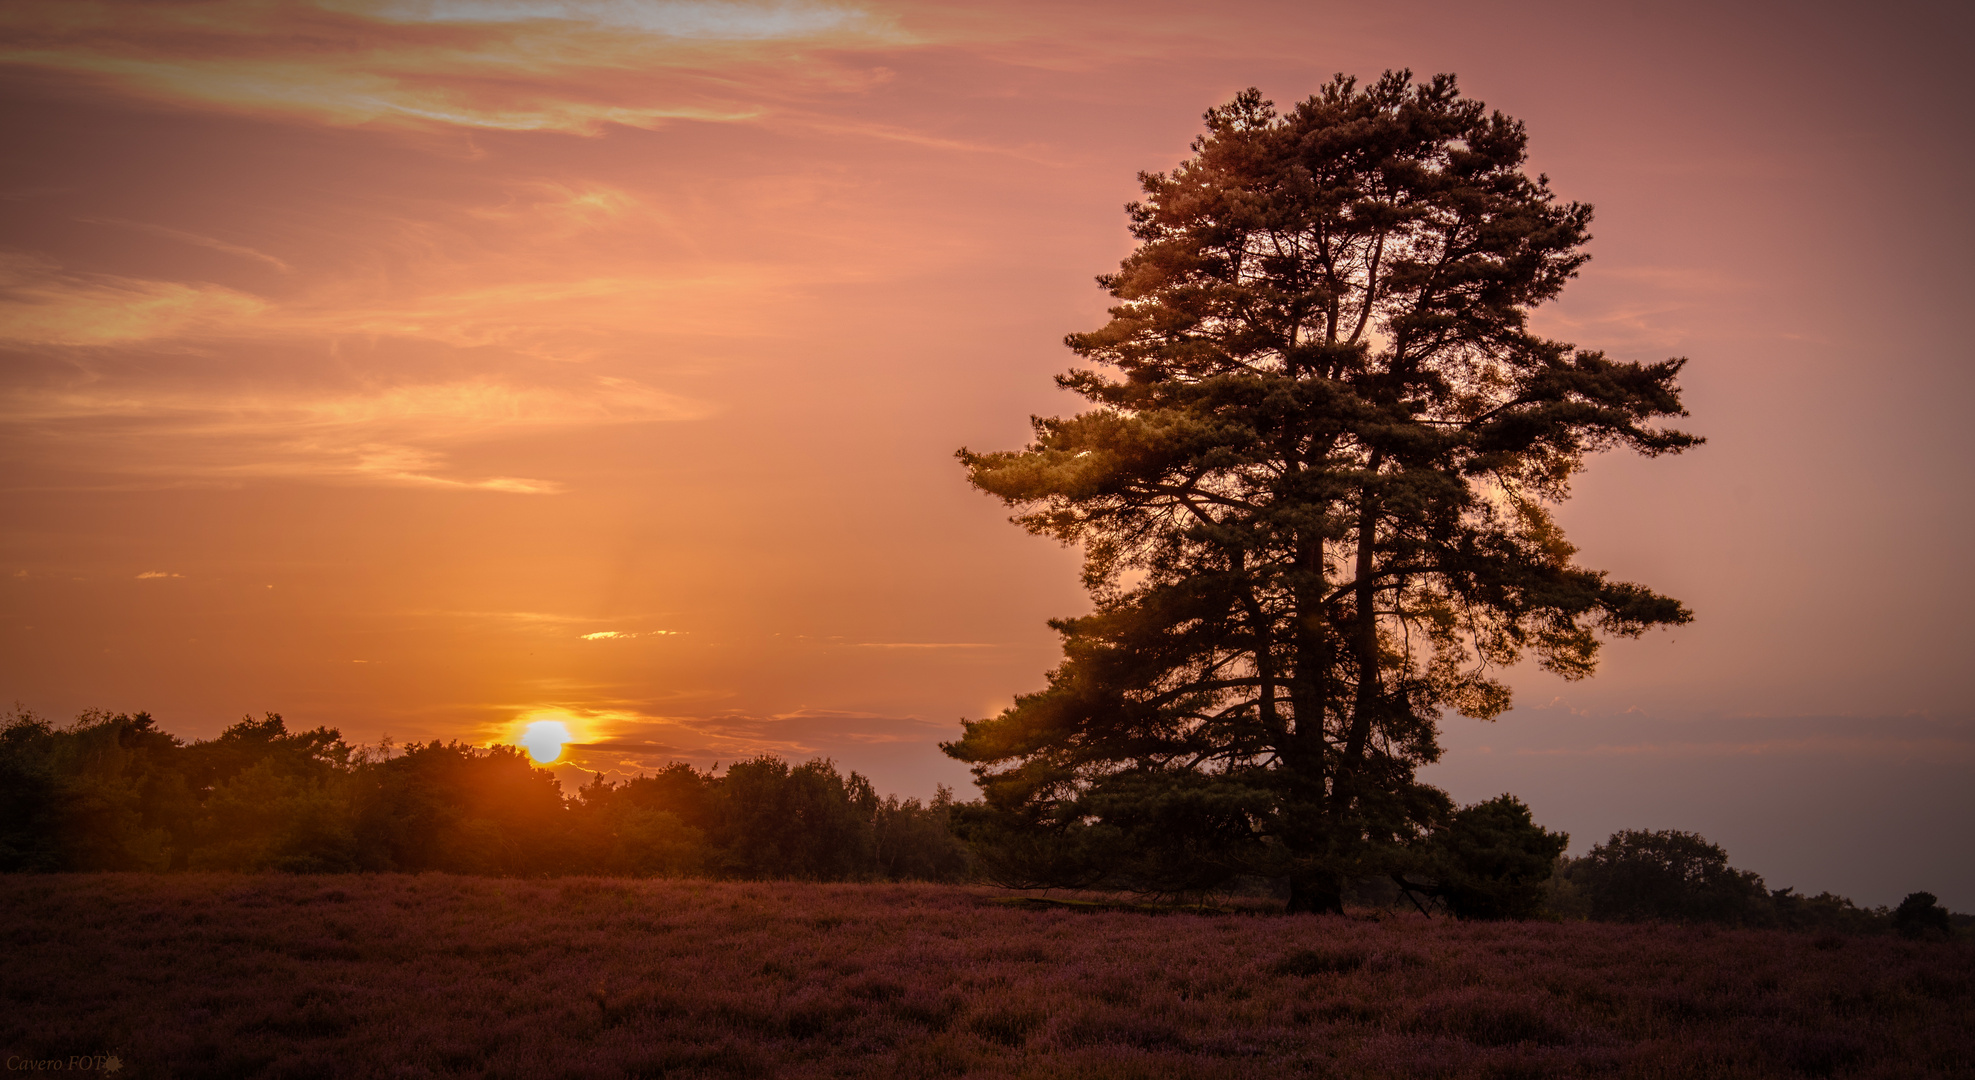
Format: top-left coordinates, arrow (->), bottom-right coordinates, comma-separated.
2,0 -> 1970,905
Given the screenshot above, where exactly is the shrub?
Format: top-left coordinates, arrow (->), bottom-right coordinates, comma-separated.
1894,891 -> 1953,939
1565,829 -> 1769,924
1420,794 -> 1570,920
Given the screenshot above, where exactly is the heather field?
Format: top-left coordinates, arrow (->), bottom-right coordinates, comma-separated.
3,876 -> 1971,1079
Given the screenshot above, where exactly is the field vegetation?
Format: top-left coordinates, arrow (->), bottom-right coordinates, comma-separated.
4,874 -> 1972,1079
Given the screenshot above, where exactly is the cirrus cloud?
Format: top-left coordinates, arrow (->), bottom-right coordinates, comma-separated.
3,374 -> 704,493
0,0 -> 913,134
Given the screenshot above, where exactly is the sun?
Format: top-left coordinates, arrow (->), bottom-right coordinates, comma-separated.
518,719 -> 573,764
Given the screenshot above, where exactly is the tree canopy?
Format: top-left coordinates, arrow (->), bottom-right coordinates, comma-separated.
945,71 -> 1699,911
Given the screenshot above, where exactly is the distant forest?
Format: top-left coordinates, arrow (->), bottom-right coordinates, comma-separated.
0,710 -> 969,882
1,709 -> 1961,939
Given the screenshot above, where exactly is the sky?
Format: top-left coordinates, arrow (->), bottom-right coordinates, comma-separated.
1,0 -> 1970,907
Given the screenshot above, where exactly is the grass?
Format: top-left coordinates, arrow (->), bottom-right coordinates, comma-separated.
2,875 -> 1970,1079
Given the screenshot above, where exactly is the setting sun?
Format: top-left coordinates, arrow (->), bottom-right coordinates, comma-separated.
518,720 -> 573,764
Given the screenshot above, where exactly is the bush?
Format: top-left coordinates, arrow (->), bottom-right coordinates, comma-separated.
1894,891 -> 1952,939
710,757 -> 880,880
1765,887 -> 1884,934
1420,795 -> 1570,920
874,786 -> 972,882
1564,829 -> 1769,924
0,709 -> 181,871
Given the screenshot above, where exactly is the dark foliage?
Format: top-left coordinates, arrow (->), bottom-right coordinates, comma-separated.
1544,828 -> 1959,936
1404,794 -> 1569,920
1764,886 -> 1894,935
1897,892 -> 1954,939
0,708 -> 970,881
1564,829 -> 1769,924
875,787 -> 974,883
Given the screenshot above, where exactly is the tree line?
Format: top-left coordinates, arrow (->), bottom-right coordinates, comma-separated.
3,706 -> 1959,938
1546,828 -> 1960,939
0,709 -> 969,881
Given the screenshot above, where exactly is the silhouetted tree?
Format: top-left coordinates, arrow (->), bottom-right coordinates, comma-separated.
0,708 -> 373,873
617,762 -> 719,833
0,709 -> 182,871
946,71 -> 1699,910
571,771 -> 707,877
356,741 -> 570,874
182,714 -> 359,872
1402,794 -> 1568,919
1764,887 -> 1885,934
1894,891 -> 1953,939
1565,829 -> 1768,924
711,757 -> 880,880
873,786 -> 973,882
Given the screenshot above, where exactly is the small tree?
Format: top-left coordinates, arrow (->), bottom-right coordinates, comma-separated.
570,773 -> 708,878
873,786 -> 973,882
184,714 -> 360,872
1893,891 -> 1952,939
1567,829 -> 1767,924
1406,794 -> 1568,920
0,709 -> 183,872
711,757 -> 880,881
357,740 -> 571,874
946,71 -> 1699,910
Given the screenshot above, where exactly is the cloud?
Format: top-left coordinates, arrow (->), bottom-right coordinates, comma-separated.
0,0 -> 913,134
78,219 -> 294,273
0,252 -> 810,358
0,255 -> 267,347
1448,707 -> 1975,765
3,375 -> 701,492
0,199 -> 872,408
135,570 -> 183,579
372,0 -> 872,40
0,230 -> 722,491
843,641 -> 995,649
1505,731 -> 1975,763
532,706 -> 952,773
580,629 -> 682,639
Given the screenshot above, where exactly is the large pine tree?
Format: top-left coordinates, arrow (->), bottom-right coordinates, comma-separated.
944,72 -> 1700,912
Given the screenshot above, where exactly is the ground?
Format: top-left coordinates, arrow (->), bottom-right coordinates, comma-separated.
2,875 -> 1970,1078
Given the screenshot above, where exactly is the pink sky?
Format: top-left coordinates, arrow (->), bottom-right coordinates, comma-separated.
2,0 -> 1969,906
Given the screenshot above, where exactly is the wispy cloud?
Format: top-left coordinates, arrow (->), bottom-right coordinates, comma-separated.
4,375 -> 702,493
1456,707 -> 1975,765
0,255 -> 266,347
77,218 -> 293,273
843,641 -> 995,649
134,570 -> 184,579
0,251 -> 813,357
369,0 -> 873,40
580,629 -> 682,639
0,0 -> 913,134
528,706 -> 953,776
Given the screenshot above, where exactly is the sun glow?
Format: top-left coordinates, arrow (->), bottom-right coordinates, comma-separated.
518,719 -> 574,764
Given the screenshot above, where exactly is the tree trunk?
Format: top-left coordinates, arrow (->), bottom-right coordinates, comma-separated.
1287,870 -> 1345,915
1340,477 -> 1382,773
